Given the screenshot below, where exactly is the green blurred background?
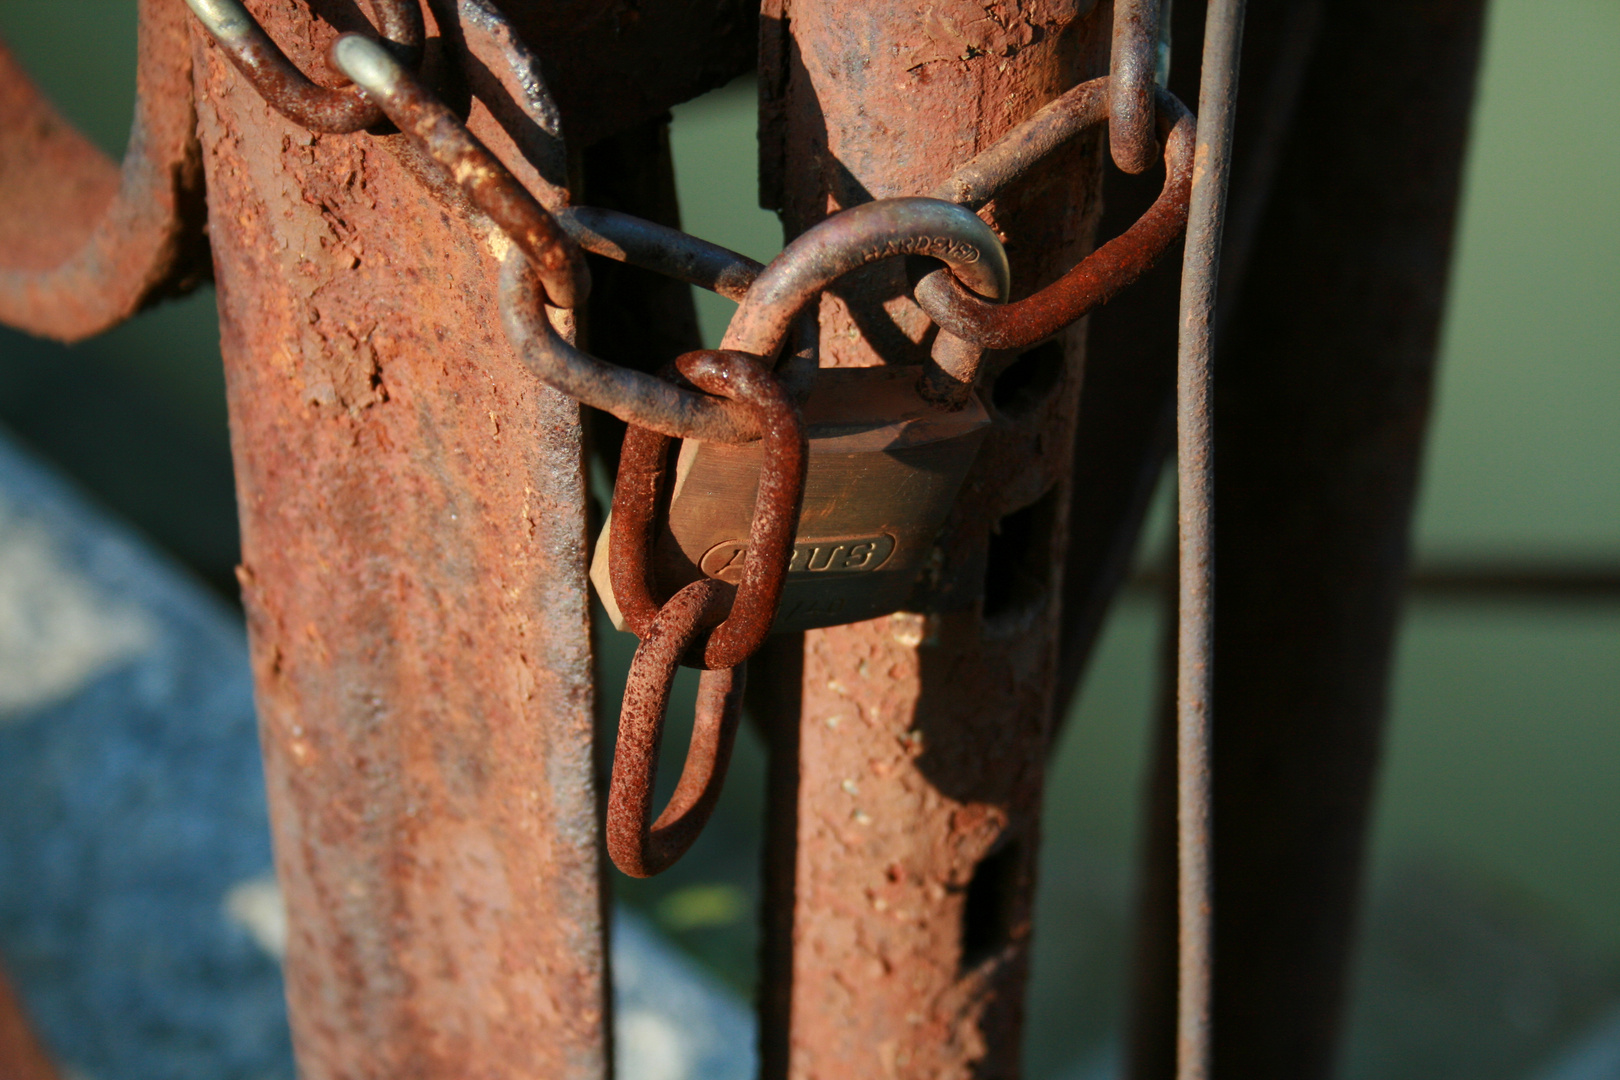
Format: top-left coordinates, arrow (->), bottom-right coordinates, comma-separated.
0,2 -> 1614,1077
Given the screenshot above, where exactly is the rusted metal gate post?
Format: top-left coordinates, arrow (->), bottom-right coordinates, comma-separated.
0,1 -> 751,1077
756,2 -> 1111,1074
191,11 -> 608,1075
188,3 -> 755,1076
7,0 -> 1485,1076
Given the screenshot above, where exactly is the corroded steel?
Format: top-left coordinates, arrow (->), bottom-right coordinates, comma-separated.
607,581 -> 746,878
757,0 -> 1112,1074
602,349 -> 802,876
332,33 -> 589,308
505,196 -> 1008,444
0,0 -> 207,342
720,197 -> 1011,359
609,350 -> 808,668
1109,0 -> 1163,173
564,206 -> 762,302
501,251 -> 760,441
913,80 -> 1195,350
190,2 -> 607,1075
182,0 -> 423,134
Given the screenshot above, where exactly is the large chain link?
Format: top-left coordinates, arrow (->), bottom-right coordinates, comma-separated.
184,0 -> 1193,877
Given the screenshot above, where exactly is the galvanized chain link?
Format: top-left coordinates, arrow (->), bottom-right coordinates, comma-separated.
184,0 -> 1194,875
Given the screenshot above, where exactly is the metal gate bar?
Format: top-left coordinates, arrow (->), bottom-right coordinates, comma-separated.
0,0 -> 1499,1075
755,1 -> 1110,1074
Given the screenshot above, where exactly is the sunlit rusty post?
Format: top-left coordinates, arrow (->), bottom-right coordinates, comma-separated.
185,2 -> 754,1077
756,0 -> 1111,1073
192,11 -> 608,1079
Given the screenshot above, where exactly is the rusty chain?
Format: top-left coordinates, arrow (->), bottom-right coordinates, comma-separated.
1109,0 -> 1164,174
914,78 -> 1195,352
609,350 -> 807,669
183,0 -> 1194,875
607,582 -> 746,879
186,0 -> 424,133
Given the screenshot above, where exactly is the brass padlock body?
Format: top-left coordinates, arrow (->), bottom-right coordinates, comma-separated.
592,365 -> 988,634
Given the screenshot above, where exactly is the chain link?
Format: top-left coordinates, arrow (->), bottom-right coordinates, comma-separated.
185,0 -> 1193,875
1109,0 -> 1165,174
913,80 -> 1196,352
184,0 -> 423,134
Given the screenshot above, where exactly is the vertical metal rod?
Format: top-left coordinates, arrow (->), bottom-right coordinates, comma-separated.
1176,2 -> 1244,1078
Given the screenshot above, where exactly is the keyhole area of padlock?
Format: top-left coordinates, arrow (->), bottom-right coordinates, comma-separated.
990,339 -> 1067,420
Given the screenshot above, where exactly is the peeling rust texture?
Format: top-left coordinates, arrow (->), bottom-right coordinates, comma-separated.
0,966 -> 60,1080
761,0 -> 1110,1075
193,3 -> 607,1076
0,0 -> 209,342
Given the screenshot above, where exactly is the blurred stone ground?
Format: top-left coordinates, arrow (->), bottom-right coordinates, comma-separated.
0,431 -> 751,1080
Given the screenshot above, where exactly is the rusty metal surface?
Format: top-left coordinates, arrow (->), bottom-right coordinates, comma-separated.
1172,3 -> 1244,1077
913,80 -> 1194,351
332,34 -> 589,308
506,194 -> 1009,444
1109,0 -> 1163,173
191,1 -> 607,1075
1125,1 -> 1490,1078
183,0 -> 423,134
602,349 -> 802,876
609,350 -> 807,668
502,249 -> 757,442
567,206 -> 762,302
0,0 -> 208,342
758,0 -> 1112,1073
608,580 -> 745,877
0,967 -> 59,1080
721,197 -> 1011,359
611,366 -> 992,635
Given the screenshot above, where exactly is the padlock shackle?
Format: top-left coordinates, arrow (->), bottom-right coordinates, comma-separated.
721,197 -> 1011,362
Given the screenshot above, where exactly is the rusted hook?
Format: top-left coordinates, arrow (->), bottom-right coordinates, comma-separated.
184,0 -> 423,134
609,350 -> 807,669
913,81 -> 1195,352
0,0 -> 209,341
331,34 -> 590,309
607,580 -> 746,879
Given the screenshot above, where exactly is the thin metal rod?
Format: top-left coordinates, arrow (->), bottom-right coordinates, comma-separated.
1175,0 -> 1244,1077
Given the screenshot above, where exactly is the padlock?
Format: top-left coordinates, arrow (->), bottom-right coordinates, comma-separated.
592,364 -> 987,635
